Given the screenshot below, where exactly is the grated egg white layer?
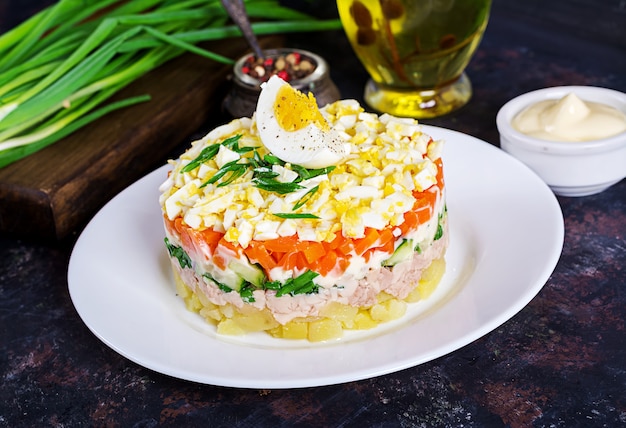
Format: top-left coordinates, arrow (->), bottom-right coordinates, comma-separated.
159,99 -> 443,248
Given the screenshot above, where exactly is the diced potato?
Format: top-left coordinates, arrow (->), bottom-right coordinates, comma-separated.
231,308 -> 279,332
319,302 -> 359,328
418,257 -> 446,299
216,318 -> 246,335
376,292 -> 393,303
199,307 -> 221,323
196,289 -> 215,308
219,304 -> 235,319
172,255 -> 447,341
267,326 -> 283,338
174,273 -> 191,298
369,303 -> 386,321
385,298 -> 407,320
404,283 -> 422,303
352,311 -> 377,330
280,321 -> 309,340
421,257 -> 446,282
186,293 -> 203,312
370,298 -> 407,322
308,318 -> 343,342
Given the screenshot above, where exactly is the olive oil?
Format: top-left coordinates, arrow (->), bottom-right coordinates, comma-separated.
337,0 -> 491,118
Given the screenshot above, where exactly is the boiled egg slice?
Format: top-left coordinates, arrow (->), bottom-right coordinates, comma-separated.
255,75 -> 349,169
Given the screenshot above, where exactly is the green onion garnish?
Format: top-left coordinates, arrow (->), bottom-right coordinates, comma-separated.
273,212 -> 319,219
271,270 -> 320,297
253,177 -> 303,194
181,144 -> 221,173
293,185 -> 319,210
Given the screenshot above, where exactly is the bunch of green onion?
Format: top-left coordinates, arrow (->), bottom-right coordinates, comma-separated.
0,0 -> 342,168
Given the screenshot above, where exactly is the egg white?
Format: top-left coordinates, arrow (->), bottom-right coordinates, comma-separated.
255,75 -> 349,169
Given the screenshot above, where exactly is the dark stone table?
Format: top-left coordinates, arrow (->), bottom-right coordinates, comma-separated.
1,1 -> 624,426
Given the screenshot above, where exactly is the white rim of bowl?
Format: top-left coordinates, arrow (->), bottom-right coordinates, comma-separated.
496,86 -> 626,155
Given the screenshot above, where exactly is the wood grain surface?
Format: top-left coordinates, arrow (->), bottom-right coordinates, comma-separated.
0,37 -> 280,241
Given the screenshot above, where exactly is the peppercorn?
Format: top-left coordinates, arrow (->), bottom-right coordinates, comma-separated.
240,51 -> 317,83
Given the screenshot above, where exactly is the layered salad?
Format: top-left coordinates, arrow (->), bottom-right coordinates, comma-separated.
159,75 -> 448,341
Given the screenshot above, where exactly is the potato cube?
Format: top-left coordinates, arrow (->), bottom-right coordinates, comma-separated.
352,311 -> 378,330
196,289 -> 215,308
308,318 -> 343,342
370,298 -> 406,322
219,304 -> 235,319
186,294 -> 203,312
418,258 -> 446,299
174,273 -> 191,298
384,298 -> 407,320
267,326 -> 283,338
376,292 -> 393,303
319,302 -> 359,327
232,309 -> 279,332
217,318 -> 246,335
199,307 -> 222,323
280,321 -> 309,339
404,284 -> 422,303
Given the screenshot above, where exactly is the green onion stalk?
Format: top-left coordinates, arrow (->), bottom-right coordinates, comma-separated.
0,0 -> 342,168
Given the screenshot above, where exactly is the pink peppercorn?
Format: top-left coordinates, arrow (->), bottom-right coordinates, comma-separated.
239,51 -> 316,83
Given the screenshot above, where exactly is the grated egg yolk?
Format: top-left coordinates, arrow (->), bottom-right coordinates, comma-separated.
274,85 -> 329,132
162,100 -> 444,246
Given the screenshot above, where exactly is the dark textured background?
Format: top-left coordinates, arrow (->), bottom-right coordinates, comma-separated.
1,1 -> 625,426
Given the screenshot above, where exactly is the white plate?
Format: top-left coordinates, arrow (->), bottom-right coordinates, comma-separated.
68,126 -> 564,389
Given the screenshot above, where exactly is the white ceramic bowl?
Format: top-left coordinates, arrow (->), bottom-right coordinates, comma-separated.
496,86 -> 626,197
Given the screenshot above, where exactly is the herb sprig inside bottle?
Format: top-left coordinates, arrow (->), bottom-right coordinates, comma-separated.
181,134 -> 334,217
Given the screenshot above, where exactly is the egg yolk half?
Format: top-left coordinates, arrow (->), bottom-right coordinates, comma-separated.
274,85 -> 330,132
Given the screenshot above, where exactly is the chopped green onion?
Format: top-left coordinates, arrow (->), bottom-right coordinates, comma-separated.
293,185 -> 319,210
216,164 -> 247,187
291,164 -> 335,180
181,144 -> 221,173
221,134 -> 244,149
181,133 -> 334,202
434,217 -> 444,241
274,270 -> 320,297
253,177 -> 303,194
272,213 -> 319,219
164,237 -> 192,269
181,134 -> 242,173
0,0 -> 342,168
201,160 -> 246,187
252,167 -> 279,179
239,284 -> 256,303
263,154 -> 284,165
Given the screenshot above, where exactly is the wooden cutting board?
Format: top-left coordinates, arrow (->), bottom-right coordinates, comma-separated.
0,37 -> 281,241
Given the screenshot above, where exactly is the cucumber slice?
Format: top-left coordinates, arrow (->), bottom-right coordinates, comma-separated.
229,259 -> 266,288
382,239 -> 414,266
207,269 -> 245,292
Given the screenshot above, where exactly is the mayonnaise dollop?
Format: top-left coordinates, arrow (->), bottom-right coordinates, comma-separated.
512,92 -> 626,142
